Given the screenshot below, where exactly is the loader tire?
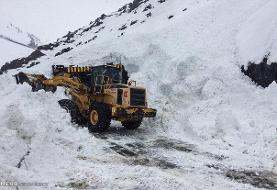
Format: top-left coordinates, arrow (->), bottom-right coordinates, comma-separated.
88,102 -> 111,132
58,99 -> 84,124
121,119 -> 143,130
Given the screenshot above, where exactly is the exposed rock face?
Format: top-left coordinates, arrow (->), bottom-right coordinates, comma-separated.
118,0 -> 149,14
54,47 -> 73,57
241,55 -> 277,88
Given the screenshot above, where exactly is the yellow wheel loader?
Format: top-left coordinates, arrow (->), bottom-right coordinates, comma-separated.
14,63 -> 157,132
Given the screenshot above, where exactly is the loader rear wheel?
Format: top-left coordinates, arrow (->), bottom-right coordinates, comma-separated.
58,99 -> 84,124
88,103 -> 111,132
121,119 -> 143,130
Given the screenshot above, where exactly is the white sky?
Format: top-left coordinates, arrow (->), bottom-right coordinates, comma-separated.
0,0 -> 131,43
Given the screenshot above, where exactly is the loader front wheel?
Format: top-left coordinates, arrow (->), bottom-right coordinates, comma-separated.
88,103 -> 111,132
121,119 -> 143,130
58,99 -> 84,124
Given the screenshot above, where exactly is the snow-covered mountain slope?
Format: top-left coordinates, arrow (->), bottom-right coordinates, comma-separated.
0,0 -> 276,189
0,23 -> 41,48
0,23 -> 41,66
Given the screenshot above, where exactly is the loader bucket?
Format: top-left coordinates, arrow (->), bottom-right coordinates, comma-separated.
14,72 -> 56,92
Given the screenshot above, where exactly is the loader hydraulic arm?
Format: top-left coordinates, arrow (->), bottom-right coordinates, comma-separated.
42,75 -> 89,93
14,72 -> 90,93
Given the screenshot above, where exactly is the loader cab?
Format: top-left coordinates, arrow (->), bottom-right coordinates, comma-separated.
90,64 -> 129,87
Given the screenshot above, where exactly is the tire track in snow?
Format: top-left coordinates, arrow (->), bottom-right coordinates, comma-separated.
92,127 -> 228,173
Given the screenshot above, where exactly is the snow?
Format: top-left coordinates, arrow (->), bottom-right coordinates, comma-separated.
237,0 -> 277,64
0,0 -> 276,189
0,22 -> 40,46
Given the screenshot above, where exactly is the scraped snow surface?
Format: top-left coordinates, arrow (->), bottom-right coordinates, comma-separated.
0,0 -> 276,189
